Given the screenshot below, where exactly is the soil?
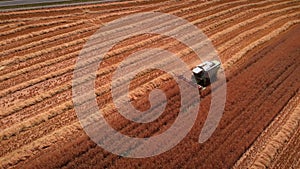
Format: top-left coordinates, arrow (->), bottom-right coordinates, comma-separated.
0,0 -> 299,168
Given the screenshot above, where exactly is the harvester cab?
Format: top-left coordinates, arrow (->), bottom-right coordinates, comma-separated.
192,60 -> 221,90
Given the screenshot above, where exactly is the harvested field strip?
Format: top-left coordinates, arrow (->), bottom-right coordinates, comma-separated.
0,0 -> 220,61
0,20 -> 298,139
0,0 -> 191,25
0,0 -> 252,90
0,68 -> 177,157
1,0 -> 300,168
224,20 -> 300,70
2,2 -> 292,91
0,0 -> 220,39
0,121 -> 83,168
0,21 -> 298,168
0,69 -> 168,154
9,80 -> 197,168
177,24 -> 300,169
0,0 -> 239,57
3,0 -> 292,74
0,108 -> 77,156
0,76 -> 182,167
188,0 -> 296,27
1,0 -> 286,63
0,44 -> 196,134
1,1 -> 298,129
0,13 -> 79,25
0,25 -> 96,58
0,0 -> 167,17
233,93 -> 300,169
0,22 -> 29,32
29,24 -> 300,168
0,20 -> 87,47
0,20 -> 70,37
0,0 -> 162,18
199,60 -> 299,167
269,113 -> 300,169
0,0 -> 227,60
0,9 -> 139,47
1,9 -> 298,116
0,0 -> 296,97
214,6 -> 300,50
179,46 -> 298,168
220,13 -> 300,61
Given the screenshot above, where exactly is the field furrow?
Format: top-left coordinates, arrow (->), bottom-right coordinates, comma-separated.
1,0 -> 299,168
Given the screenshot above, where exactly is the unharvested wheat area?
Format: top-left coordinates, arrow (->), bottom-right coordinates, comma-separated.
0,0 -> 300,168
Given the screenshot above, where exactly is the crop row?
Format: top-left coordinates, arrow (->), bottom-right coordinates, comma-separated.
75,39 -> 300,168
0,73 -> 178,167
1,0 -> 298,167
0,0 -> 250,99
0,0 -> 168,17
1,0 -> 292,101
0,0 -> 298,139
1,17 -> 298,168
0,0 -> 217,49
233,93 -> 300,168
0,0 -> 225,70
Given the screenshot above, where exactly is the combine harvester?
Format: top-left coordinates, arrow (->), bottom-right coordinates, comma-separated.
179,60 -> 221,97
192,60 -> 221,90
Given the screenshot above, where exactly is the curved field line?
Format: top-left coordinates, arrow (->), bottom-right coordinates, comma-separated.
0,75 -> 190,167
0,0 -> 222,56
0,20 -> 86,46
186,0 -> 286,22
37,14 -> 300,169
195,60 -> 299,167
0,10 -> 140,47
210,2 -> 300,40
0,25 -> 96,57
0,0 -> 296,102
0,0 -> 248,76
0,21 -> 298,169
254,97 -> 300,169
1,0 -> 288,67
2,17 -> 299,155
0,0 -> 243,112
0,47 -> 294,167
0,22 -> 26,31
0,0 -> 167,16
217,11 -> 300,57
0,0 -> 226,50
0,0 -> 296,117
0,14 -> 76,24
1,2 -> 299,166
0,0 -> 287,82
0,0 -> 178,24
0,20 -> 69,37
0,0 -> 209,44
0,68 -> 171,155
0,0 -> 219,62
223,20 -> 300,70
232,93 -> 299,169
1,2 -> 184,45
